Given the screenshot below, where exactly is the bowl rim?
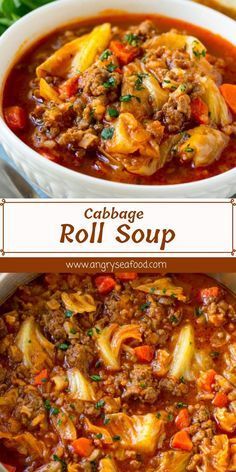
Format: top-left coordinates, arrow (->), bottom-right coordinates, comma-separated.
0,0 -> 235,193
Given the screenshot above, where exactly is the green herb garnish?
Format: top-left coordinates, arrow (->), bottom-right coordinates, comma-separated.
106,63 -> 118,72
140,302 -> 151,312
90,374 -> 102,382
65,310 -> 73,318
112,435 -> 121,441
108,107 -> 119,118
120,94 -> 141,103
135,73 -> 148,90
103,77 -> 116,89
96,433 -> 103,439
124,33 -> 140,46
101,127 -> 114,140
176,402 -> 188,409
100,49 -> 112,61
44,399 -> 51,411
58,343 -> 70,351
95,399 -> 106,409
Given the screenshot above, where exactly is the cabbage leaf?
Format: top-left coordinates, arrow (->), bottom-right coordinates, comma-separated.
61,291 -> 96,314
67,367 -> 97,402
16,317 -> 54,373
135,277 -> 186,301
96,323 -> 142,370
158,451 -> 191,471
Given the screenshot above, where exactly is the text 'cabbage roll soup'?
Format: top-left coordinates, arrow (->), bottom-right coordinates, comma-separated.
3,15 -> 236,185
0,274 -> 236,471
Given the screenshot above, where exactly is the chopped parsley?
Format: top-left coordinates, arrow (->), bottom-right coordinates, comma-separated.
65,310 -> 73,318
104,417 -> 111,425
176,402 -> 188,409
58,343 -> 70,351
70,328 -> 77,334
103,77 -> 117,89
120,94 -> 141,103
51,407 -> 60,416
95,433 -> 103,439
140,302 -> 151,312
44,399 -> 51,411
100,49 -> 112,61
184,144 -> 194,153
107,107 -> 119,118
95,399 -> 106,409
91,374 -> 102,382
112,435 -> 121,441
134,73 -> 148,91
195,306 -> 203,317
57,419 -> 62,426
167,413 -> 174,421
193,47 -> 206,58
210,351 -> 220,359
87,328 -> 93,337
106,63 -> 118,72
53,455 -> 67,472
156,412 -> 161,419
180,83 -> 187,92
170,315 -> 178,324
179,376 -> 186,384
124,33 -> 140,46
101,127 -> 114,140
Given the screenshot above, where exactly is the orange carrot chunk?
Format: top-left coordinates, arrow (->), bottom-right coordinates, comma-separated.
116,272 -> 138,281
212,391 -> 229,408
4,106 -> 27,131
134,345 -> 155,362
34,369 -> 48,386
95,275 -> 116,294
199,286 -> 222,302
172,430 -> 193,451
220,84 -> 236,114
175,408 -> 190,430
1,464 -> 16,472
59,75 -> 80,98
110,40 -> 138,65
191,97 -> 209,124
72,438 -> 94,457
199,369 -> 216,392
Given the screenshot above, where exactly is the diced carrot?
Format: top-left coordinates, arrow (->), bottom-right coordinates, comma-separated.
219,84 -> 236,114
1,464 -> 16,472
59,75 -> 80,98
110,40 -> 139,65
191,97 -> 209,124
172,430 -> 193,451
34,368 -> 48,386
95,275 -> 116,294
212,391 -> 228,408
115,272 -> 138,281
4,106 -> 27,131
134,345 -> 155,362
72,438 -> 94,457
198,286 -> 222,302
175,408 -> 190,430
198,369 -> 216,392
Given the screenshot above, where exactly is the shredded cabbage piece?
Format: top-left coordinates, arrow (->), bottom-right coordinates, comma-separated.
67,367 -> 97,402
51,408 -> 77,441
61,291 -> 96,314
39,78 -> 62,103
96,323 -> 142,370
135,277 -> 186,301
86,413 -> 164,454
158,450 -> 191,471
169,325 -> 195,380
197,435 -> 229,471
16,317 -> 54,373
200,77 -> 232,127
99,458 -> 118,472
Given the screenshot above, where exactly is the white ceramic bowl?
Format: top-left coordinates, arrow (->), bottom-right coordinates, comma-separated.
0,0 -> 235,198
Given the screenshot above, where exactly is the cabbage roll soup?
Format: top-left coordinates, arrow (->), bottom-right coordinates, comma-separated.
3,15 -> 236,185
0,273 -> 236,472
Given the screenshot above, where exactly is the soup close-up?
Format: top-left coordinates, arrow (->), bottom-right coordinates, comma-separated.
0,273 -> 236,471
3,14 -> 236,186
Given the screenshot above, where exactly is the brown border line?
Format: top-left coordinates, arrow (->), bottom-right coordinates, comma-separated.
1,199 -> 235,256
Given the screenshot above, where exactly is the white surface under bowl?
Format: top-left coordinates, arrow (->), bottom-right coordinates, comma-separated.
0,0 -> 235,198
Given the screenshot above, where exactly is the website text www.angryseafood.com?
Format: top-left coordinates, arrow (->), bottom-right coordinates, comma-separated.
64,259 -> 168,272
